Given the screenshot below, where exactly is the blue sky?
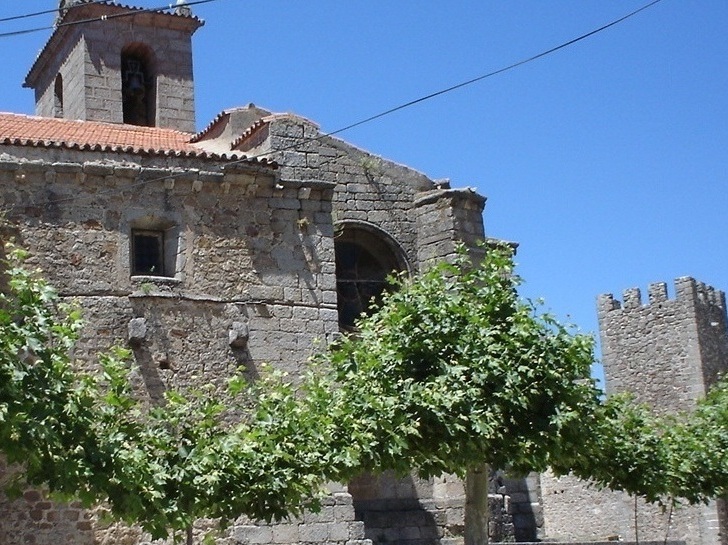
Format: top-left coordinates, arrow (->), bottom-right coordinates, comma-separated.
2,1 -> 727,382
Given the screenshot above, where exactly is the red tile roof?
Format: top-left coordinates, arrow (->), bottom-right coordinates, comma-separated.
0,112 -> 273,165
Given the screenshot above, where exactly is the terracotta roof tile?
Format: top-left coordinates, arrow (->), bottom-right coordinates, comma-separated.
230,119 -> 268,150
0,113 -> 274,166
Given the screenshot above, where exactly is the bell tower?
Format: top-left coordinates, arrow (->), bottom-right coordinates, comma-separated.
25,1 -> 203,132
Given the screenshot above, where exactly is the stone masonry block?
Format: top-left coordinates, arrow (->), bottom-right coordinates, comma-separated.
349,522 -> 366,540
298,522 -> 329,542
329,521 -> 350,542
272,523 -> 299,543
246,525 -> 274,544
127,317 -> 147,345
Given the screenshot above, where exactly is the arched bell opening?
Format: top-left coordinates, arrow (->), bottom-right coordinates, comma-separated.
121,42 -> 156,126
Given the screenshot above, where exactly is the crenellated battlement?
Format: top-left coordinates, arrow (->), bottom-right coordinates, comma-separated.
598,276 -> 726,314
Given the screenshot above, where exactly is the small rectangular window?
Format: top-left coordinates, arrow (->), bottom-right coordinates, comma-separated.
131,230 -> 165,276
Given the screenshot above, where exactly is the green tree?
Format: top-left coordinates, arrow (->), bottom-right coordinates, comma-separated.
0,243 -> 345,543
3,239 -> 727,545
664,380 -> 728,503
87,360 -> 344,543
565,380 -> 728,506
313,245 -> 604,544
0,244 -> 103,502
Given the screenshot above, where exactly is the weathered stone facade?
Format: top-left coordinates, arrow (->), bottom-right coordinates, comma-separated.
0,2 -> 724,545
0,112 -> 489,545
1,3 -> 491,544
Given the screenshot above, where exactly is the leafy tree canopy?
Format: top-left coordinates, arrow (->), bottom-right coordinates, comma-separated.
316,245 -> 603,480
2,240 -> 728,543
0,244 -> 341,540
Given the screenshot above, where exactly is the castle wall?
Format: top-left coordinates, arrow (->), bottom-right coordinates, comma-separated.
541,471 -> 705,543
598,278 -> 727,410
540,279 -> 728,545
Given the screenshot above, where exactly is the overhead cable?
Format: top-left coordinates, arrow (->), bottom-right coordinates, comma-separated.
0,0 -> 218,39
4,0 -> 663,211
0,1 -> 108,23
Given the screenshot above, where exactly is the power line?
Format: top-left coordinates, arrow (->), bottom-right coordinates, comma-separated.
0,0 -> 218,39
4,0 -> 663,212
326,0 -> 664,138
0,1 -> 108,24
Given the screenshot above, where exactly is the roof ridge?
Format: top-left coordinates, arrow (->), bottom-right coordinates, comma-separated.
190,109 -> 230,143
230,118 -> 269,150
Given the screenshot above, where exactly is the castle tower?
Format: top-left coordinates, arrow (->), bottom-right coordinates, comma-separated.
25,1 -> 203,132
598,277 -> 728,409
597,277 -> 728,544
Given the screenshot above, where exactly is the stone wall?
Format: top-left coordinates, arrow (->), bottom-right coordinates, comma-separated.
496,473 -> 542,542
501,542 -> 685,545
540,471 -> 711,544
599,278 -> 728,411
539,278 -> 728,545
414,188 -> 486,265
232,111 -> 487,271
0,147 -> 339,380
0,465 -> 370,545
349,472 -> 514,545
0,147 -> 342,544
34,30 -> 86,120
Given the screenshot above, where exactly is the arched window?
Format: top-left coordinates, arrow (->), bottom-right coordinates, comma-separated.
53,74 -> 63,118
335,224 -> 408,330
121,43 -> 155,126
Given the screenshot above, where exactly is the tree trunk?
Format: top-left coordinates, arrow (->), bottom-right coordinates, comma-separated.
186,524 -> 193,545
465,464 -> 490,545
0,229 -> 9,299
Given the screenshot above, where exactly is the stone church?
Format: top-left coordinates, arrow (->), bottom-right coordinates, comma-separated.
0,2 -> 726,544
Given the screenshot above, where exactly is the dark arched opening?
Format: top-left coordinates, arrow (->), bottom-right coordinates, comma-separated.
334,223 -> 408,330
53,74 -> 63,118
121,43 -> 156,126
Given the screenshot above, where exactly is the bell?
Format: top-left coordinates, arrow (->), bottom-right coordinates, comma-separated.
126,72 -> 146,98
123,59 -> 146,98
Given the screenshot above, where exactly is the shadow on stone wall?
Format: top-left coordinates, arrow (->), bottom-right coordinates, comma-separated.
498,473 -> 541,542
354,496 -> 442,545
349,473 -> 445,545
